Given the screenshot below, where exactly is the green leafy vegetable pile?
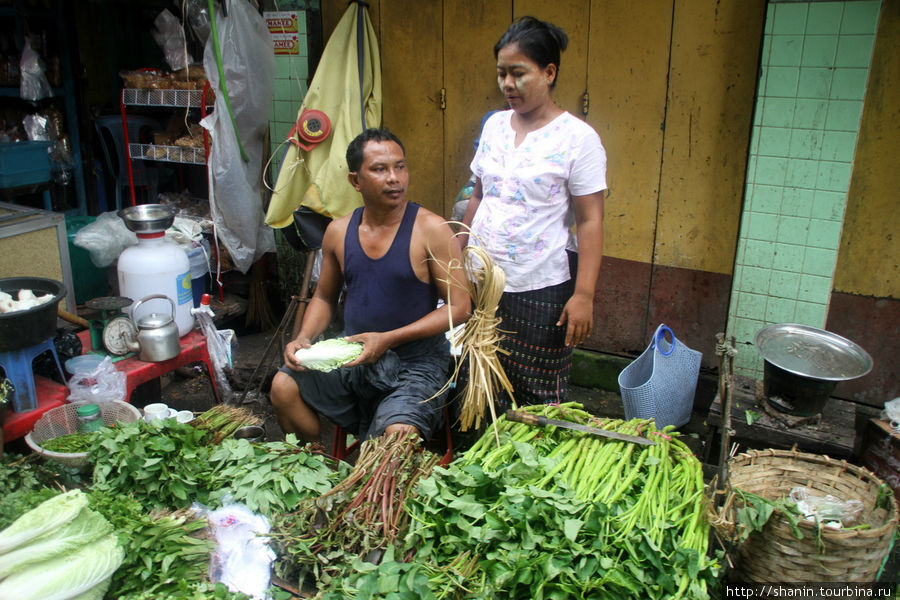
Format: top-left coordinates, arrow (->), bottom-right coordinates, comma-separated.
91,420 -> 216,509
329,402 -> 719,600
86,490 -> 216,599
0,453 -> 69,529
0,489 -> 123,600
89,417 -> 343,515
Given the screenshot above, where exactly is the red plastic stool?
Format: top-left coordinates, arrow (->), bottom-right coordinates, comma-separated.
332,404 -> 454,466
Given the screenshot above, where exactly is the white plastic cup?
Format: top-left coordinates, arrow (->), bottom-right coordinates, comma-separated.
143,402 -> 170,422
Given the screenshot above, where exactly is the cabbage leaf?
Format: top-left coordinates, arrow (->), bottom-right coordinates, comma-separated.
0,533 -> 123,600
294,338 -> 363,372
0,506 -> 112,579
0,488 -> 87,554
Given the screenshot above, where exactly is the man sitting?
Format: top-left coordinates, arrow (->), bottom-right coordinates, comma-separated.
270,128 -> 471,443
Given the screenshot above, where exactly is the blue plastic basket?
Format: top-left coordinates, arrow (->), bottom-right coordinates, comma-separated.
617,324 -> 702,428
0,141 -> 52,189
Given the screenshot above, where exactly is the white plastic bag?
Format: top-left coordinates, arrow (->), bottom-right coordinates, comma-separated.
73,211 -> 138,268
200,0 -> 275,273
195,312 -> 235,404
205,501 -> 275,600
789,486 -> 864,529
66,356 -> 127,403
152,9 -> 196,71
883,397 -> 900,433
19,39 -> 52,102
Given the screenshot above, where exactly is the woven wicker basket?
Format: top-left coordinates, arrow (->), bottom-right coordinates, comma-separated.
713,448 -> 898,583
24,401 -> 142,468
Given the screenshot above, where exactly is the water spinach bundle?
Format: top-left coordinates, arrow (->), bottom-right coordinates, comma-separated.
394,402 -> 719,600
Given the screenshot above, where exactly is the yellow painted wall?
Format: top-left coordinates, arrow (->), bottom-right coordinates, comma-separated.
655,0 -> 765,274
442,2 -> 512,213
588,0 -> 672,264
835,0 -> 900,299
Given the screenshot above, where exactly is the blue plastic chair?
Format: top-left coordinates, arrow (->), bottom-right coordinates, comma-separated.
94,114 -> 162,210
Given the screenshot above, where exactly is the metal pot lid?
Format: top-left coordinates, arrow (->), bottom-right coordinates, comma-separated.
137,312 -> 174,329
754,323 -> 873,382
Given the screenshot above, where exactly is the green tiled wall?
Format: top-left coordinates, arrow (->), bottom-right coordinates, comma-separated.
268,11 -> 309,183
728,1 -> 881,377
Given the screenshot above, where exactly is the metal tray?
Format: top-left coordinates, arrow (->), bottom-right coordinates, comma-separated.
754,323 -> 873,381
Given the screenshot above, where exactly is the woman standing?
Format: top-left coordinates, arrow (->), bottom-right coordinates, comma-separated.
462,16 -> 608,405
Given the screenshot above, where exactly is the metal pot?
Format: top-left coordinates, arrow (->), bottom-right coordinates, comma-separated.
0,277 -> 66,352
233,425 -> 265,443
126,294 -> 180,362
754,323 -> 873,416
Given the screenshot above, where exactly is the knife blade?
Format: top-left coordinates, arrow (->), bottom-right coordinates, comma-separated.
505,410 -> 655,446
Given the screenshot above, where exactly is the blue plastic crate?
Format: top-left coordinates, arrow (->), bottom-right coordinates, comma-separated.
0,141 -> 52,189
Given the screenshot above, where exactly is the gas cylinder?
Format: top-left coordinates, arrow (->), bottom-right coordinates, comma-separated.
117,232 -> 194,337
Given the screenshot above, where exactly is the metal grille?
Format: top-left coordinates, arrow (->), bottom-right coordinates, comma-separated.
129,143 -> 206,165
122,88 -> 211,108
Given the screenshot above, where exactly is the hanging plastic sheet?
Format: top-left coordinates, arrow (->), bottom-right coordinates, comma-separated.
264,1 -> 382,230
201,0 -> 276,274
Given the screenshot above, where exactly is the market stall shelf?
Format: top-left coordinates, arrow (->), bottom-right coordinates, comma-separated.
2,327 -> 219,443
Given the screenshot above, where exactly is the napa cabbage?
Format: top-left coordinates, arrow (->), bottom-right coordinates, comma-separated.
0,488 -> 87,553
0,506 -> 112,579
294,338 -> 363,372
0,533 -> 123,600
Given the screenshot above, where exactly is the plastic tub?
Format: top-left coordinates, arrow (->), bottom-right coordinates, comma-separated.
65,216 -> 108,304
65,354 -> 105,375
0,141 -> 52,188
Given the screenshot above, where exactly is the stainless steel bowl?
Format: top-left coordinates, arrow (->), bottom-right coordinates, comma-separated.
233,425 -> 265,443
754,323 -> 873,382
118,204 -> 176,234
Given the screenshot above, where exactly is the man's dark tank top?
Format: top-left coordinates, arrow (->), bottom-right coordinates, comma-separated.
343,202 -> 438,340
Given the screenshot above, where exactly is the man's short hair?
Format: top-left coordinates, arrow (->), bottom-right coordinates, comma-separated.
346,128 -> 406,172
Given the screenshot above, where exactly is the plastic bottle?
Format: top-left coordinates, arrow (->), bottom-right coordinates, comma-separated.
117,232 -> 194,336
76,403 -> 103,433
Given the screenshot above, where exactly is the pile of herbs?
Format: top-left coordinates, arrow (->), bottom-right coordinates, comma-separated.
3,412 -> 345,599
89,419 -> 343,515
327,403 -> 720,600
0,453 -> 74,528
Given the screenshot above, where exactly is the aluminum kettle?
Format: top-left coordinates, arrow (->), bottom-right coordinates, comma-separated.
126,294 -> 180,362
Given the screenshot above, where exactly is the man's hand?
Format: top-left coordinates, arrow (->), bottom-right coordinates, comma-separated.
283,337 -> 313,371
342,331 -> 391,366
557,292 -> 594,347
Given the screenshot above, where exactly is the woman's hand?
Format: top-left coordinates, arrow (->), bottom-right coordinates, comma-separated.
283,337 -> 312,371
557,292 -> 594,347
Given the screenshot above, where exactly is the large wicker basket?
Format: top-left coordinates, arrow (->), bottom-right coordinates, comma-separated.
24,401 -> 142,468
712,448 -> 898,583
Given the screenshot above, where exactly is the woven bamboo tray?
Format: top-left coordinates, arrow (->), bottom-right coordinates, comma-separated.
712,448 -> 898,583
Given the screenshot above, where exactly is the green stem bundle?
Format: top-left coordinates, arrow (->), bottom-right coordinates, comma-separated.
271,430 -> 440,589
